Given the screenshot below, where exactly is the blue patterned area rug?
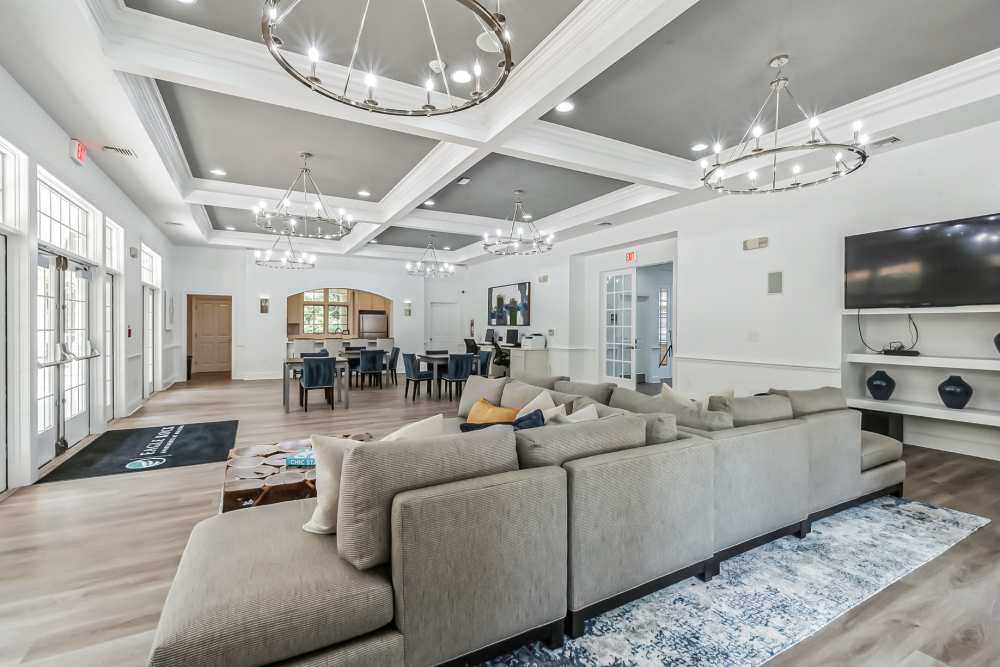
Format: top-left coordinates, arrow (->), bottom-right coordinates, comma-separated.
491,497 -> 989,667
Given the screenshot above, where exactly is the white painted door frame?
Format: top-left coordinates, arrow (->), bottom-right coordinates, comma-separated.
600,268 -> 637,389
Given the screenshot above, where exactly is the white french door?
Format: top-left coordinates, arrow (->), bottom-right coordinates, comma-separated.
143,286 -> 155,398
0,235 -> 6,492
103,274 -> 114,421
62,262 -> 92,447
601,268 -> 637,389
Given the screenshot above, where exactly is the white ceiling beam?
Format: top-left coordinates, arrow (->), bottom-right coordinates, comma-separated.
184,178 -> 380,223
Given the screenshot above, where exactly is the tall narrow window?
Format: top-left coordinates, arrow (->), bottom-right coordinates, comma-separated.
105,219 -> 124,273
140,243 -> 162,287
658,287 -> 670,367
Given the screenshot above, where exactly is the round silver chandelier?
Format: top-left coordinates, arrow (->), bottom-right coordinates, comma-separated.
254,236 -> 317,270
261,0 -> 514,117
405,235 -> 456,277
482,190 -> 553,256
253,152 -> 355,241
701,55 -> 869,195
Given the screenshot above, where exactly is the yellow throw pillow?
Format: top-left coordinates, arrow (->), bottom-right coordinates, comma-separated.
466,399 -> 519,424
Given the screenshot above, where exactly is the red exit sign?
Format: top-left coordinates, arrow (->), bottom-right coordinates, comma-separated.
625,249 -> 637,264
70,139 -> 87,166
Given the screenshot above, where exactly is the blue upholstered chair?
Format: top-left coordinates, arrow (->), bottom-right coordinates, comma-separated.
475,349 -> 493,377
384,347 -> 400,385
292,348 -> 329,379
299,356 -> 336,412
403,353 -> 433,401
356,349 -> 386,389
441,353 -> 474,401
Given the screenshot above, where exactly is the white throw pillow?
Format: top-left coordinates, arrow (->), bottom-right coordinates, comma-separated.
561,403 -> 599,423
381,413 -> 445,442
516,391 -> 556,420
541,403 -> 567,423
302,434 -> 360,535
661,383 -> 734,410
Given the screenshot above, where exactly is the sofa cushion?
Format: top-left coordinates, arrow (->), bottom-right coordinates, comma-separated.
337,428 -> 518,569
861,430 -> 903,471
149,500 -> 394,667
570,397 -> 676,444
516,390 -> 555,419
515,414 -> 647,468
552,403 -> 599,423
770,386 -> 847,417
554,380 -> 617,406
707,394 -> 794,427
303,434 -> 362,535
467,399 -> 518,424
381,413 -> 445,442
610,386 -> 733,431
458,375 -> 508,418
517,374 -> 570,390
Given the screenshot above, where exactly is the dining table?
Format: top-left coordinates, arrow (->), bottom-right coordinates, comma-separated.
282,356 -> 350,413
416,353 -> 480,400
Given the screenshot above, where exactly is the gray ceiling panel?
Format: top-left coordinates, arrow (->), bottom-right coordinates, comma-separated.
126,0 -> 581,90
425,154 -> 630,220
543,0 -> 1000,156
158,80 -> 437,199
206,205 -> 273,234
373,227 -> 482,250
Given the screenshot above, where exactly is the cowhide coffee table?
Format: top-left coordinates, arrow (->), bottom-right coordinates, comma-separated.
220,434 -> 372,513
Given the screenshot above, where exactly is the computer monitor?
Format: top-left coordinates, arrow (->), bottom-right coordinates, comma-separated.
505,329 -> 519,345
484,328 -> 495,343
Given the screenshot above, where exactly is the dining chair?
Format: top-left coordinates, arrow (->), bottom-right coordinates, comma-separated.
292,349 -> 329,380
356,349 -> 386,389
424,349 -> 449,394
475,349 -> 493,377
464,338 -> 480,353
441,353 -> 474,401
384,347 -> 400,385
403,353 -> 433,401
299,356 -> 337,412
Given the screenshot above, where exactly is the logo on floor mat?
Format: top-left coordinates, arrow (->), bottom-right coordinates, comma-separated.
126,457 -> 167,470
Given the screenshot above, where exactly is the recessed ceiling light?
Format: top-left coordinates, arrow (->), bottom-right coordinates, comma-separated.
555,100 -> 574,113
457,177 -> 471,185
443,246 -> 451,250
522,214 -> 533,220
424,199 -> 436,207
357,189 -> 371,198
225,226 -> 235,231
209,168 -> 227,176
691,143 -> 708,152
176,0 -> 197,4
451,69 -> 473,84
369,239 -> 378,244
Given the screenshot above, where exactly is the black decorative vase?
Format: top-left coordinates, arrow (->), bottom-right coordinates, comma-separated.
866,370 -> 896,401
938,375 -> 973,410
994,332 -> 1000,355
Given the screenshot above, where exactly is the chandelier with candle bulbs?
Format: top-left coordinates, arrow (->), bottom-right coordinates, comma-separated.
253,152 -> 354,241
254,235 -> 317,270
700,55 -> 869,195
482,190 -> 553,256
261,0 -> 513,117
405,236 -> 456,277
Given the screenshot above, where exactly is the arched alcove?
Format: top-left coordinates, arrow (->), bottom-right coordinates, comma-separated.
286,288 -> 393,340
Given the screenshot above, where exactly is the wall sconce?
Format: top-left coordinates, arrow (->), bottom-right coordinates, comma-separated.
403,299 -> 413,317
260,297 -> 270,314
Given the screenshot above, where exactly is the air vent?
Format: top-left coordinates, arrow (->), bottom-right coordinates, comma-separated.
102,144 -> 138,158
869,136 -> 901,150
164,221 -> 184,227
597,220 -> 613,227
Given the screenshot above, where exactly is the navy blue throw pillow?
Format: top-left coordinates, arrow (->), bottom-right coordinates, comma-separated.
459,409 -> 545,433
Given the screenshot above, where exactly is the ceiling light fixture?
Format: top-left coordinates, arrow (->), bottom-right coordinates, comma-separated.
209,168 -> 227,176
423,199 -> 436,207
483,189 -> 552,256
225,226 -> 236,231
262,0 -> 512,117
457,177 -> 472,185
691,143 -> 708,152
405,235 -> 456,277
357,189 -> 371,198
701,54 -> 868,195
555,100 -> 575,113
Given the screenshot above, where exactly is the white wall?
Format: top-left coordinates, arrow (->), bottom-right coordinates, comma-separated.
0,64 -> 176,485
172,247 -> 425,380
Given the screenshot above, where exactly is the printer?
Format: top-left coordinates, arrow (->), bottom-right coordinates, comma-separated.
521,333 -> 547,350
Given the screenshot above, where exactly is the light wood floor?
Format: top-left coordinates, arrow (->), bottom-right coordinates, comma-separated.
1,375 -> 998,666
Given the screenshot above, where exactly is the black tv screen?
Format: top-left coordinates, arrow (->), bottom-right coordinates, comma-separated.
845,213 -> 1000,308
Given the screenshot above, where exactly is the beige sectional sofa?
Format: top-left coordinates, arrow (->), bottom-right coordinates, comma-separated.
149,377 -> 904,665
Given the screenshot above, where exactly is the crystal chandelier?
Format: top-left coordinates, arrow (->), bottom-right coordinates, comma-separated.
405,236 -> 456,277
482,190 -> 553,256
261,0 -> 513,117
700,55 -> 869,195
254,235 -> 317,270
253,152 -> 354,240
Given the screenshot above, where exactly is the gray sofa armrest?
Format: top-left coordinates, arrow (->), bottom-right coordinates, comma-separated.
799,409 -> 863,513
678,418 -> 802,440
697,420 -> 811,552
562,434 -> 714,612
391,467 -> 567,667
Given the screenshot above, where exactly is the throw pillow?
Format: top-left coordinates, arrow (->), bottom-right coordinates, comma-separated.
381,413 -> 445,441
516,390 -> 556,419
611,386 -> 733,431
542,403 -> 567,423
661,382 -> 734,410
459,409 -> 547,432
457,375 -> 508,418
555,403 -> 599,423
302,434 -> 360,535
572,396 -> 627,418
708,394 -> 794,427
554,380 -> 617,405
467,399 -> 519,424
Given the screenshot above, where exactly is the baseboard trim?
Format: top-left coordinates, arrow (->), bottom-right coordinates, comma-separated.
566,559 -> 714,639
437,619 -> 564,666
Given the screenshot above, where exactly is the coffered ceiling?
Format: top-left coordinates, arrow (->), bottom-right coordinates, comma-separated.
541,0 -> 1000,157
373,226 -> 483,250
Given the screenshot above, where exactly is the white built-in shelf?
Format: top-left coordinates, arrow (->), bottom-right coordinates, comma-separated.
847,397 -> 1000,428
846,353 -> 1000,372
842,305 -> 1000,316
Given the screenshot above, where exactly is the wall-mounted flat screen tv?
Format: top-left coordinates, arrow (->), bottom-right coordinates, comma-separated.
488,282 -> 531,326
845,213 -> 1000,309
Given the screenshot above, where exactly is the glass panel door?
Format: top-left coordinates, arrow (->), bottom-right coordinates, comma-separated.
601,268 -> 637,389
62,262 -> 91,448
36,255 -> 58,463
0,235 -> 5,492
104,274 -> 114,422
143,287 -> 155,398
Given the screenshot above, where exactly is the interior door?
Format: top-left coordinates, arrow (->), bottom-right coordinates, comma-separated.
62,262 -> 92,448
428,302 -> 459,352
143,286 -> 155,398
35,255 -> 59,463
601,268 -> 637,389
104,274 -> 114,422
192,296 -> 232,373
0,235 -> 6,491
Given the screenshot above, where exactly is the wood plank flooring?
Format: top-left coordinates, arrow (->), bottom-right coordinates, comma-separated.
1,375 -> 998,666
